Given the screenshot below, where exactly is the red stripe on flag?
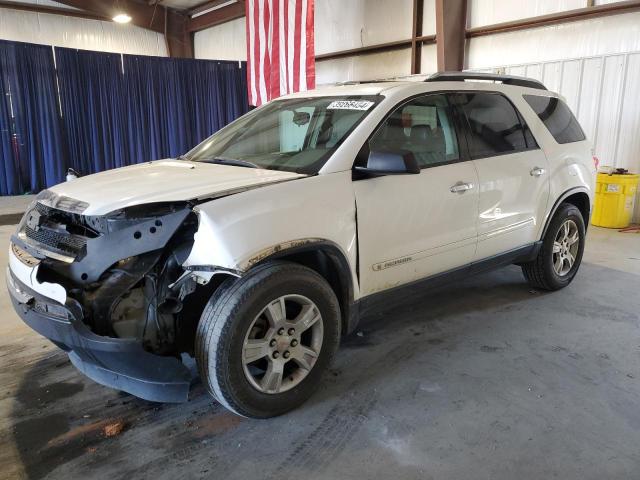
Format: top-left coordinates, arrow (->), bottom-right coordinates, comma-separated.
263,0 -> 271,102
270,0 -> 280,99
305,0 -> 315,90
292,0 -> 303,92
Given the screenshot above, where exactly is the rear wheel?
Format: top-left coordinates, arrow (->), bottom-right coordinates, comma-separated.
195,261 -> 340,418
522,203 -> 586,291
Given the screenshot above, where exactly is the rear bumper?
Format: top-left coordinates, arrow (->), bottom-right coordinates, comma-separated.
7,268 -> 191,403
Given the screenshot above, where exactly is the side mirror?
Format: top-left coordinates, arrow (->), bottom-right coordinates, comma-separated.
354,150 -> 421,178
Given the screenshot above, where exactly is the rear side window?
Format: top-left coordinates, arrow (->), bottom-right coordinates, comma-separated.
452,92 -> 534,159
524,95 -> 586,144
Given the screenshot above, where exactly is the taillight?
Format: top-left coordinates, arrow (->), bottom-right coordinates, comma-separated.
593,155 -> 599,171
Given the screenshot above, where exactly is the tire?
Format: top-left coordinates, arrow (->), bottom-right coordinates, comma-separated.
195,261 -> 341,418
522,202 -> 586,291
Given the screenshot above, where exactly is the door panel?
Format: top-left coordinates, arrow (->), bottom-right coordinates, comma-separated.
452,91 -> 550,260
473,150 -> 550,259
354,93 -> 479,297
355,164 -> 479,295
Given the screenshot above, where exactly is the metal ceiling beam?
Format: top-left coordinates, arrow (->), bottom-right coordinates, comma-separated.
315,35 -> 436,62
466,0 -> 640,37
189,0 -> 236,16
187,0 -> 245,32
0,1 -> 108,21
54,0 -> 193,57
435,0 -> 467,72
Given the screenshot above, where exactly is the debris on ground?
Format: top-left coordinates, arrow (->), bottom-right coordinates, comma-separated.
104,419 -> 126,437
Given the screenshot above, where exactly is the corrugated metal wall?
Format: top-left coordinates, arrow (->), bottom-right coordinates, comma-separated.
473,53 -> 640,222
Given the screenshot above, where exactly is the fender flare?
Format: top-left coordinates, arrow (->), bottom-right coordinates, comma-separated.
247,239 -> 359,335
540,187 -> 591,240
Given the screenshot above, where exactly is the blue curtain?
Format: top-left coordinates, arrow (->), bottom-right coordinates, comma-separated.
56,48 -> 129,175
0,39 -> 249,196
0,40 -> 64,195
124,55 -> 248,162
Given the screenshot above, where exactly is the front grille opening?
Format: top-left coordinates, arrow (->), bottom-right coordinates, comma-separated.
24,225 -> 87,257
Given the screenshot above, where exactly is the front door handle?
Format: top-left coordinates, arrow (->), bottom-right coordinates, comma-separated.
450,181 -> 474,193
530,167 -> 546,177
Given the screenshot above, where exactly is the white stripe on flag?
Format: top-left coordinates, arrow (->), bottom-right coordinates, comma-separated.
257,0 -> 268,105
278,0 -> 287,96
247,0 -> 257,106
287,0 -> 295,94
299,0 -> 307,91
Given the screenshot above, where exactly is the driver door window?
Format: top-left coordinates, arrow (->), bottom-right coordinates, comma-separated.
369,94 -> 460,168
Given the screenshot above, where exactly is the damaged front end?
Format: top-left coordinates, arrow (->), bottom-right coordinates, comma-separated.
7,192 -> 219,402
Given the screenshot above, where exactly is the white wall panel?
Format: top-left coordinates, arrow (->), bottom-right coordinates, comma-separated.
524,64 -> 542,81
316,47 -> 411,85
468,0 -> 588,28
194,17 -> 247,60
559,59 -> 581,113
422,0 -> 436,36
616,53 -> 640,173
467,13 -> 640,69
542,61 -> 562,93
315,0 -> 413,55
420,43 -> 437,75
593,55 -> 625,167
0,7 -> 167,56
576,58 -> 603,143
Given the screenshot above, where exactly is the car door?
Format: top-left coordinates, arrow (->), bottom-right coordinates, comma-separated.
452,92 -> 550,261
353,93 -> 479,297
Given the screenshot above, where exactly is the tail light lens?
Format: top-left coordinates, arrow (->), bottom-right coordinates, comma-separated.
593,155 -> 599,171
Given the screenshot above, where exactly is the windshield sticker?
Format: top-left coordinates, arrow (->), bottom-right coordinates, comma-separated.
327,100 -> 374,111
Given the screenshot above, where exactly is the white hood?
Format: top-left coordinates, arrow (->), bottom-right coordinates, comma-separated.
49,160 -> 306,215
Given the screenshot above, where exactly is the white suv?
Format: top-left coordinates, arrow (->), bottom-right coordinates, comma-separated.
7,73 -> 595,418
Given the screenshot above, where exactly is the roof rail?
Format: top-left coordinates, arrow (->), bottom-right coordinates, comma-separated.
425,72 -> 547,90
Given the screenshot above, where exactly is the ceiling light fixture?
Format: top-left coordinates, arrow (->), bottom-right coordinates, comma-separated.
113,13 -> 132,23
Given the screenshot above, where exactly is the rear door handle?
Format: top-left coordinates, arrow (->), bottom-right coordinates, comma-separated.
530,167 -> 546,177
450,181 -> 474,193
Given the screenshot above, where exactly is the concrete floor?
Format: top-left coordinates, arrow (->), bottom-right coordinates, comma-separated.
0,223 -> 639,480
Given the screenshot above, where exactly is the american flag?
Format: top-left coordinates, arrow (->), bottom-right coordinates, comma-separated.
245,0 -> 315,107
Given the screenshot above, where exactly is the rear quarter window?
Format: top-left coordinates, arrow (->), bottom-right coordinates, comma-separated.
524,95 -> 586,144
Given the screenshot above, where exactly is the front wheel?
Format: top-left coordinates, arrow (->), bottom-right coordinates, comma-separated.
195,261 -> 341,418
522,202 -> 586,291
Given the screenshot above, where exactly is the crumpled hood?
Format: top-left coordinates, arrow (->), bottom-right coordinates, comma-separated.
49,159 -> 306,215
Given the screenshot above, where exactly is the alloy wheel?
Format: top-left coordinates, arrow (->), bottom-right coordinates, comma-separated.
242,294 -> 323,394
552,219 -> 580,276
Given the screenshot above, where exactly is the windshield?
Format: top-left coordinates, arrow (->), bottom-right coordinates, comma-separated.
184,95 -> 382,174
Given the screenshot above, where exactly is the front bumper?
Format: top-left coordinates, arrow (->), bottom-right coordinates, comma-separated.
7,267 -> 191,403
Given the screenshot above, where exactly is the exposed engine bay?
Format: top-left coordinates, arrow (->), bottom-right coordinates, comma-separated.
12,193 -> 217,357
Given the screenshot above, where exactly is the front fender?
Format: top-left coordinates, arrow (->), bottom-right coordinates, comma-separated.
182,171 -> 360,296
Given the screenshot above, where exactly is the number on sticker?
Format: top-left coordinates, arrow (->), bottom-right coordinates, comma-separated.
327,100 -> 374,111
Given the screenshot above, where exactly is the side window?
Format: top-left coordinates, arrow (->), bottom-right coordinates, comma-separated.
453,92 -> 532,159
524,95 -> 586,144
369,94 -> 460,168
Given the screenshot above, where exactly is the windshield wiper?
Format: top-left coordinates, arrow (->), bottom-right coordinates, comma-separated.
199,157 -> 260,169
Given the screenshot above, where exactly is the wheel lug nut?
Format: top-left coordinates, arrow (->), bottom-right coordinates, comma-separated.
283,351 -> 290,359
288,328 -> 295,335
290,339 -> 298,347
272,351 -> 280,359
269,339 -> 277,347
277,328 -> 285,335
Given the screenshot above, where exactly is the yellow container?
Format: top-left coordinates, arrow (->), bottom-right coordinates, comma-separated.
592,172 -> 639,228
